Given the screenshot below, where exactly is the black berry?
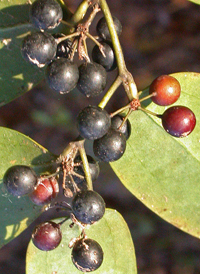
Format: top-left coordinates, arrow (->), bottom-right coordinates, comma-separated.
162,105 -> 196,137
149,75 -> 181,106
30,0 -> 63,30
77,62 -> 107,97
45,58 -> 79,93
3,165 -> 37,197
73,155 -> 100,191
92,42 -> 117,72
21,31 -> 57,67
77,106 -> 111,140
74,155 -> 100,182
111,114 -> 131,140
32,221 -> 62,251
29,177 -> 59,205
53,33 -> 72,58
96,16 -> 122,41
93,128 -> 126,162
71,190 -> 105,225
72,238 -> 103,272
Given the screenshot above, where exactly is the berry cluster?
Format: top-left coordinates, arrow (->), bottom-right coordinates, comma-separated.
21,0 -> 121,97
4,0 -> 197,272
148,75 -> 196,137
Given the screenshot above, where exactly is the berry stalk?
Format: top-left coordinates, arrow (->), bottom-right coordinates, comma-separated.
99,0 -> 138,101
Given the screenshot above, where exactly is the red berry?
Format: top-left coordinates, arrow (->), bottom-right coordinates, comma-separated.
162,106 -> 196,137
149,75 -> 181,106
32,221 -> 62,251
29,177 -> 59,205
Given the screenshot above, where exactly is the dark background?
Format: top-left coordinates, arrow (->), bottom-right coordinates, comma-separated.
1,0 -> 200,273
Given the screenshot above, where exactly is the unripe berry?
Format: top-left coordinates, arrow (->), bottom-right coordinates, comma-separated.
149,75 -> 181,106
32,221 -> 62,251
29,177 -> 59,205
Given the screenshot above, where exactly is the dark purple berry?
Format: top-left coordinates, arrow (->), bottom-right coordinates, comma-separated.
149,75 -> 181,106
77,62 -> 107,97
32,221 -> 62,251
30,0 -> 63,30
72,238 -> 103,272
96,16 -> 122,41
29,177 -> 59,205
92,42 -> 117,72
162,106 -> 196,137
3,165 -> 37,197
45,58 -> 79,93
93,128 -> 126,162
53,33 -> 72,58
111,114 -> 131,140
73,155 -> 100,190
21,32 -> 57,67
71,190 -> 105,225
77,105 -> 111,140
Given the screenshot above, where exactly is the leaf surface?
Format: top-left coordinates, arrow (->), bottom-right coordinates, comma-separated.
187,0 -> 200,4
0,127 -> 57,247
111,72 -> 200,238
26,209 -> 137,274
0,0 -> 70,106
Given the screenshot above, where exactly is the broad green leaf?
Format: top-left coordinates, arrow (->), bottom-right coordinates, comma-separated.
111,72 -> 200,238
0,0 -> 71,106
26,209 -> 137,274
0,127 -> 57,247
187,0 -> 200,4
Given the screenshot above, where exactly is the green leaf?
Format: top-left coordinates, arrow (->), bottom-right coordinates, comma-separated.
0,0 -> 71,106
26,209 -> 137,274
0,0 -> 43,105
187,0 -> 200,5
0,127 -> 57,247
111,72 -> 200,238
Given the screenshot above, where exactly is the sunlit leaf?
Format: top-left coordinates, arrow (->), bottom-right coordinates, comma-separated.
111,72 -> 200,238
187,0 -> 200,5
26,209 -> 137,274
0,127 -> 57,247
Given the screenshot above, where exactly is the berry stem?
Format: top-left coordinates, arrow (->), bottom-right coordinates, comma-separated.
138,106 -> 161,118
70,0 -> 90,26
98,75 -> 122,109
99,0 -> 138,101
76,140 -> 93,191
85,32 -> 103,49
56,32 -> 80,44
139,93 -> 156,103
58,0 -> 73,20
110,104 -> 129,118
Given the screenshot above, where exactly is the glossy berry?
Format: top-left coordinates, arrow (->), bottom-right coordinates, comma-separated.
45,58 -> 79,93
96,16 -> 122,41
3,165 -> 37,197
92,42 -> 116,72
30,0 -> 63,30
71,190 -> 105,225
111,114 -> 131,140
77,105 -> 111,140
162,106 -> 196,137
72,238 -> 103,272
93,128 -> 126,162
77,62 -> 107,97
149,75 -> 181,106
29,177 -> 59,205
73,155 -> 100,190
32,221 -> 62,251
53,33 -> 72,58
21,32 -> 57,67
